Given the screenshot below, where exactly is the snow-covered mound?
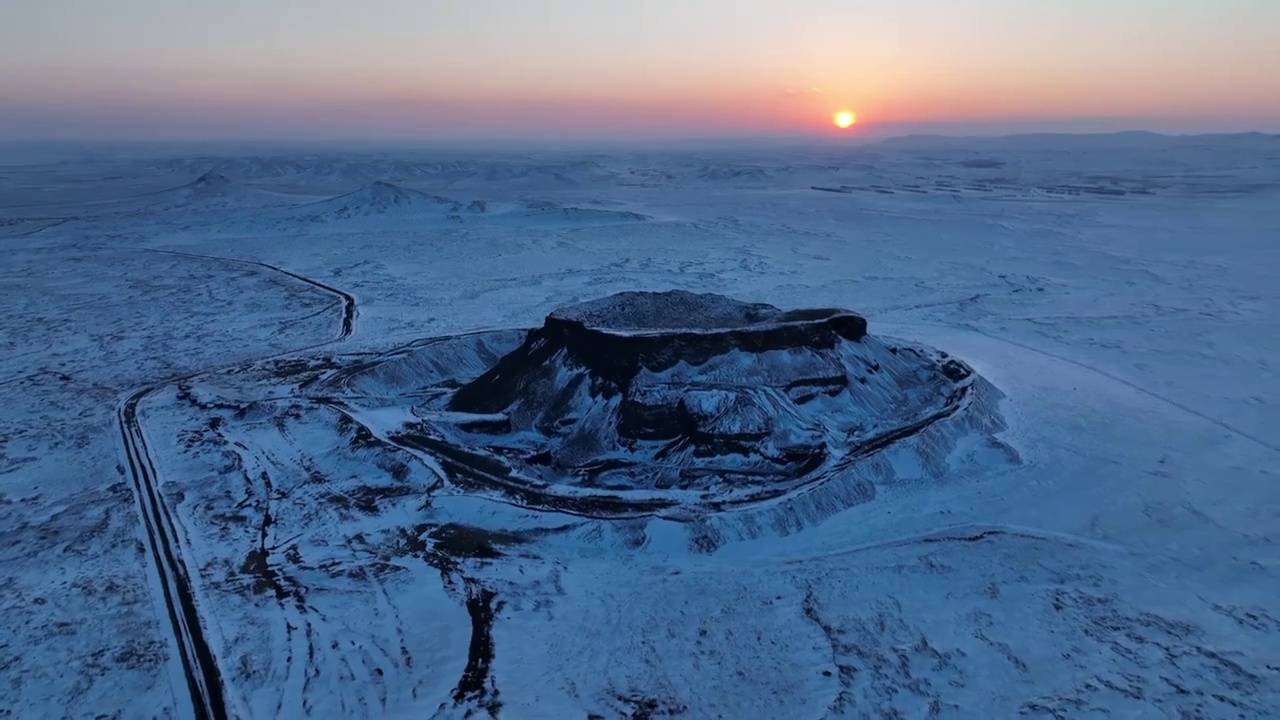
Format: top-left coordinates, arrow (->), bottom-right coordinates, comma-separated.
693,165 -> 776,183
145,171 -> 287,211
187,171 -> 233,193
257,183 -> 646,229
285,181 -> 464,224
505,200 -> 647,223
148,156 -> 622,187
334,291 -> 1012,526
152,157 -> 307,179
447,162 -> 606,189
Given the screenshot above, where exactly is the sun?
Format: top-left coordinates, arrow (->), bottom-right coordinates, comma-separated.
833,111 -> 856,129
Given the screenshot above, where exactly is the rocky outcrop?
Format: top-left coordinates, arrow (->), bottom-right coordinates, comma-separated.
376,291 -> 987,515
190,171 -> 233,190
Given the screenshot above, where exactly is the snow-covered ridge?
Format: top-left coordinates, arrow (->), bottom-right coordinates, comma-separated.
264,180 -> 647,227
286,180 -> 459,221
138,170 -> 291,211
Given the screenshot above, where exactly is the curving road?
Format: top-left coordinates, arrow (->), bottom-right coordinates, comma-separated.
119,387 -> 227,720
116,249 -> 357,720
140,248 -> 357,341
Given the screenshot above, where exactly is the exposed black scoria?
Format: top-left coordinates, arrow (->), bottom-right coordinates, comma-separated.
365,291 -> 994,516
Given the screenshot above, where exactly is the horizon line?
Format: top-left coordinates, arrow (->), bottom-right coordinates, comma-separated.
2,127 -> 1278,149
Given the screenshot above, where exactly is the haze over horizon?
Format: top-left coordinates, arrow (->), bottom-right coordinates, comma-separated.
3,0 -> 1278,140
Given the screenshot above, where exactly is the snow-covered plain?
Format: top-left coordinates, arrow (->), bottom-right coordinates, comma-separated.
2,133 -> 1279,718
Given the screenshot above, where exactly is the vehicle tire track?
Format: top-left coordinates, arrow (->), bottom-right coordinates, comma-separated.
116,249 -> 357,719
781,522 -> 1141,567
2,217 -> 75,238
120,389 -> 227,720
961,324 -> 1280,455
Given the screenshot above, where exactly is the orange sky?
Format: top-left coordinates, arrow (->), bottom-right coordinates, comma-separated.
3,0 -> 1278,138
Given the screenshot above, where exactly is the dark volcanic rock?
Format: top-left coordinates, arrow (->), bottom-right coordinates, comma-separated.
421,291 -> 981,511
192,171 -> 232,189
328,291 -> 1015,541
451,291 -> 867,411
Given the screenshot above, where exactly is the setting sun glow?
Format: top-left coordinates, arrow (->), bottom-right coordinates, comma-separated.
833,111 -> 857,129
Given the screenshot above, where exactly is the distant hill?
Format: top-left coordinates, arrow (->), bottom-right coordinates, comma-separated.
286,181 -> 463,223
876,131 -> 1279,152
143,171 -> 290,211
255,181 -> 647,230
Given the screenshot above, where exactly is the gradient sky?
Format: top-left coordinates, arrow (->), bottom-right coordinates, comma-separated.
2,0 -> 1278,139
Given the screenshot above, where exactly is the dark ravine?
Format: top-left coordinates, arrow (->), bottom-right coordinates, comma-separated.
450,583 -> 503,716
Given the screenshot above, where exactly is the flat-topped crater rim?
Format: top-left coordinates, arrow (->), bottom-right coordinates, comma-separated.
545,290 -> 865,337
